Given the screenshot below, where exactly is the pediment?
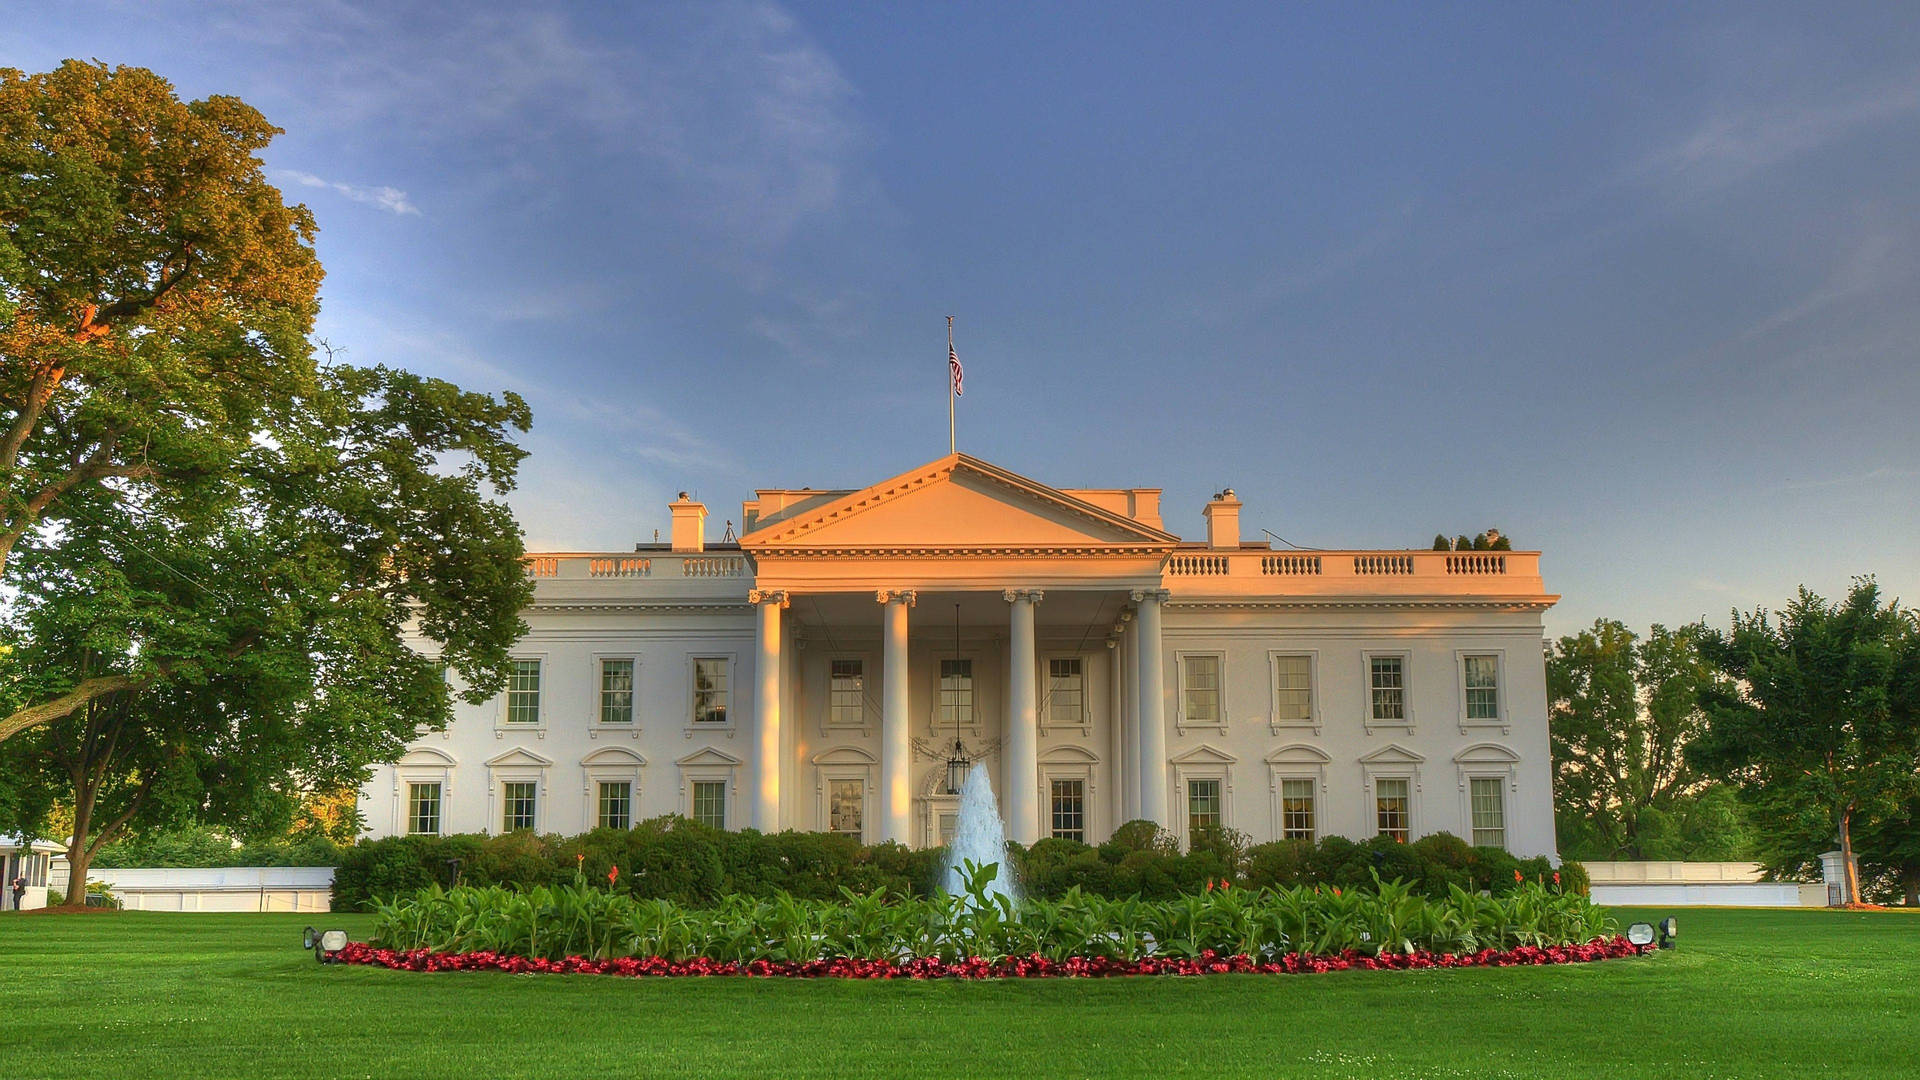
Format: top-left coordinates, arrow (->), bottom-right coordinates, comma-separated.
1358,743 -> 1425,766
581,746 -> 648,767
1265,743 -> 1332,765
741,454 -> 1177,551
1453,742 -> 1521,765
1040,743 -> 1101,764
486,747 -> 554,769
676,746 -> 744,768
1170,743 -> 1238,765
398,747 -> 458,767
811,745 -> 878,766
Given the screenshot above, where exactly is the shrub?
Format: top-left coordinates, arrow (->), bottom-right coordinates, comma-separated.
331,819 -> 1576,910
1432,534 -> 1451,550
366,872 -> 1618,966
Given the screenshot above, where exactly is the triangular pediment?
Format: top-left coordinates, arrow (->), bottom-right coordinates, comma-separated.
741,454 -> 1177,550
486,747 -> 554,769
676,746 -> 743,768
1170,743 -> 1239,765
1358,743 -> 1425,766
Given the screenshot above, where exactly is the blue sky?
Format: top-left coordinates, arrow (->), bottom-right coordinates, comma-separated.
8,2 -> 1918,637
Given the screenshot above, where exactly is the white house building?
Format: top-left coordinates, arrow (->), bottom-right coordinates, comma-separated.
358,453 -> 1560,857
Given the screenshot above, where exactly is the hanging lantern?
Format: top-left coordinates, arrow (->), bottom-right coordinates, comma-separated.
945,737 -> 970,795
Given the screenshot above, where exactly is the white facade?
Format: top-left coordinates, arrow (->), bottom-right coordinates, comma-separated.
359,454 -> 1561,857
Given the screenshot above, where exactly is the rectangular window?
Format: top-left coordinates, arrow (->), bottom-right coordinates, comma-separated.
1470,777 -> 1507,848
407,783 -> 441,836
1050,778 -> 1086,842
1047,658 -> 1085,727
1273,655 -> 1313,722
599,658 -> 635,724
1464,655 -> 1501,721
1375,778 -> 1410,842
691,780 -> 726,829
1369,656 -> 1405,721
829,659 -> 865,726
1280,778 -> 1316,841
827,779 -> 864,838
692,658 -> 730,724
502,781 -> 537,832
506,659 -> 542,724
938,811 -> 959,846
597,781 -> 632,830
939,658 -> 974,727
1182,655 -> 1222,725
1187,778 -> 1223,836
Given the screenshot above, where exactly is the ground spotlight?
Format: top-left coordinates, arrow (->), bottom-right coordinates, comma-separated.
302,925 -> 349,963
1626,922 -> 1656,947
1658,916 -> 1678,950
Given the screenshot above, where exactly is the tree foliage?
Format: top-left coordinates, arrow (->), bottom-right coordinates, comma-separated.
0,62 -> 535,901
1690,581 -> 1920,903
1547,619 -> 1751,861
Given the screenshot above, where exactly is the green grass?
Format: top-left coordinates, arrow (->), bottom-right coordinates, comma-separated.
1,907 -> 1915,1079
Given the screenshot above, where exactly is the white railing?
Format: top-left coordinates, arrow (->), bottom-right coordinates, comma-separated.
1166,553 -> 1229,575
589,557 -> 652,578
1352,554 -> 1415,575
1444,553 -> 1506,574
1261,554 -> 1322,575
681,556 -> 747,578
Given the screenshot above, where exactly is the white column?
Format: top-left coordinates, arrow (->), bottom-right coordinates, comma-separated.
1106,625 -> 1128,831
1123,607 -> 1141,823
1133,589 -> 1169,829
1004,588 -> 1043,845
879,589 -> 915,845
750,589 -> 788,832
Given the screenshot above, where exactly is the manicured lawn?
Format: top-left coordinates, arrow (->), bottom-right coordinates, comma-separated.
2,907 -> 1915,1079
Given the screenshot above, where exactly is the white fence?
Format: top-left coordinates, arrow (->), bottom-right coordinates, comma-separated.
50,865 -> 335,912
1584,861 -> 1827,908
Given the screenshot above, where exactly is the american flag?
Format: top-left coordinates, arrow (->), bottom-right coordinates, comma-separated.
949,344 -> 964,397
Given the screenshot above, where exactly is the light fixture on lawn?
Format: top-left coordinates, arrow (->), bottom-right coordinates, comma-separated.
941,602 -> 970,796
302,925 -> 349,963
1658,916 -> 1678,950
1625,922 -> 1656,947
445,857 -> 464,889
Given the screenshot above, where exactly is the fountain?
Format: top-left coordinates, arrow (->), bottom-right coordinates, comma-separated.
941,765 -> 1019,903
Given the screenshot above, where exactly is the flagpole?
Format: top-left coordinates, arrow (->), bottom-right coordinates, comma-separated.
947,315 -> 956,455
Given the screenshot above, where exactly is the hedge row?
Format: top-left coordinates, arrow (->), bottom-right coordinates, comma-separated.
331,816 -> 1585,910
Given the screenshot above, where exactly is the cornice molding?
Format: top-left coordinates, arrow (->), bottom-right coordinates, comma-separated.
528,601 -> 750,614
751,544 -> 1173,558
1164,598 -> 1557,612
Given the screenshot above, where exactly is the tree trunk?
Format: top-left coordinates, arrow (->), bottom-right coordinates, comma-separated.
1902,860 -> 1919,908
63,784 -> 95,909
1839,807 -> 1860,906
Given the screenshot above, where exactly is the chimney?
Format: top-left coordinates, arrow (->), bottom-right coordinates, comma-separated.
669,492 -> 707,552
1203,488 -> 1241,550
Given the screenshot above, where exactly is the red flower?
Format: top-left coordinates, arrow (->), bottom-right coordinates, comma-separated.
1552,871 -> 1561,887
1205,879 -> 1214,892
576,853 -> 585,864
1514,869 -> 1523,883
608,865 -> 619,885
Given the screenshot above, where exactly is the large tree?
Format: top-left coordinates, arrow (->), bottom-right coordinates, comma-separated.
1547,619 -> 1748,860
0,62 -> 536,897
1691,581 -> 1920,904
1,60 -> 324,733
0,362 -> 535,897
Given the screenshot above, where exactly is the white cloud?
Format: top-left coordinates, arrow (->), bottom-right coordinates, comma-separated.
273,169 -> 419,215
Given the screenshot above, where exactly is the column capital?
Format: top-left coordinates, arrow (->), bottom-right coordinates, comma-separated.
747,588 -> 790,608
875,588 -> 917,606
1002,588 -> 1045,604
1129,588 -> 1171,604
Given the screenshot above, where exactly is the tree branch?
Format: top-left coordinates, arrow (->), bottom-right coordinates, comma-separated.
0,674 -> 153,742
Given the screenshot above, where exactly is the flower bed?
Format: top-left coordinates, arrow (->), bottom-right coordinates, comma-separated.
359,861 -> 1625,977
335,937 -> 1648,978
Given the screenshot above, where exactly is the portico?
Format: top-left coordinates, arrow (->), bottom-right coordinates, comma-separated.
738,454 -> 1180,845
